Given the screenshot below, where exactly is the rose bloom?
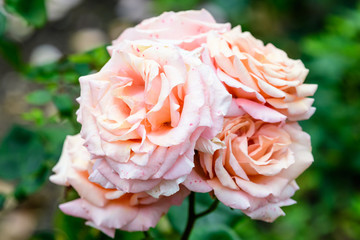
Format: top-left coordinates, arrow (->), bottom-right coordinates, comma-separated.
204,26 -> 317,121
112,9 -> 230,51
77,40 -> 231,197
50,135 -> 189,238
193,105 -> 313,222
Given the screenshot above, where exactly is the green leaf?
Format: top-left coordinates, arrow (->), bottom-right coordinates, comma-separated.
26,90 -> 52,105
189,224 -> 241,240
14,164 -> 50,200
153,0 -> 201,14
53,94 -> 74,118
29,231 -> 54,240
0,194 -> 6,210
167,195 -> 188,233
74,63 -> 91,76
115,231 -> 145,240
26,62 -> 59,83
54,209 -> 114,240
0,125 -> 45,180
69,45 -> 109,70
25,45 -> 109,86
0,37 -> 24,70
4,0 -> 47,27
37,123 -> 74,162
22,108 -> 46,126
195,194 -> 242,226
168,193 -> 242,234
0,11 -> 6,36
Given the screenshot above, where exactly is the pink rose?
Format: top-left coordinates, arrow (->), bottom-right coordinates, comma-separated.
204,26 -> 317,121
194,111 -> 313,222
77,40 -> 231,197
50,134 -> 189,238
112,9 -> 230,51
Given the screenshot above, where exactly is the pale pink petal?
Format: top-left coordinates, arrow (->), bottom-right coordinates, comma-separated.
243,198 -> 295,222
235,98 -> 286,123
288,106 -> 316,121
147,67 -> 205,147
146,176 -> 186,198
226,98 -> 246,117
162,154 -> 194,180
214,154 -> 238,190
286,98 -> 314,116
227,138 -> 249,181
182,169 -> 212,193
208,179 -> 250,210
296,84 -> 318,97
68,170 -> 109,207
234,175 -> 290,199
217,69 -> 265,103
112,9 -> 230,51
195,137 -> 225,154
85,221 -> 115,238
198,65 -> 232,139
50,135 -> 89,186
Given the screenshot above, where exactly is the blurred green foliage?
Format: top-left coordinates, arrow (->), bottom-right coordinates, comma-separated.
0,44 -> 110,197
0,37 -> 24,71
1,0 -> 360,239
0,11 -> 6,36
0,0 -> 47,71
4,0 -> 47,27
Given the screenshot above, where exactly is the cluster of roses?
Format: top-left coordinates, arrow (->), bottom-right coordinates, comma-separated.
50,10 -> 317,238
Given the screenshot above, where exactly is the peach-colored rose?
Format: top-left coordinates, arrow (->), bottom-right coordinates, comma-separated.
204,26 -> 317,121
194,112 -> 313,222
112,9 -> 230,51
50,134 -> 189,238
77,40 -> 231,197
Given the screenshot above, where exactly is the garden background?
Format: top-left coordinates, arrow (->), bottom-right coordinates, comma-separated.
0,0 -> 359,239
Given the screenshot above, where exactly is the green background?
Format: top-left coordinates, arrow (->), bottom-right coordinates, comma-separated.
0,0 -> 360,239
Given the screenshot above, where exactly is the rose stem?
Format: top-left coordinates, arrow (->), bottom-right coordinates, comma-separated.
142,230 -> 152,239
195,199 -> 219,218
181,192 -> 196,240
181,192 -> 219,240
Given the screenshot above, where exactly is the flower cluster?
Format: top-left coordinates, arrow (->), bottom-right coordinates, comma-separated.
50,9 -> 316,237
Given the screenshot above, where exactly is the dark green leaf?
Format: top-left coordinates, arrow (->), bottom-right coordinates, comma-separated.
0,125 -> 45,180
0,194 -> 6,210
29,231 -> 55,240
195,193 -> 242,226
168,193 -> 242,234
74,63 -> 91,76
25,45 -> 109,87
0,11 -> 6,36
189,224 -> 241,240
115,231 -> 145,240
69,45 -> 109,70
4,0 -> 46,27
153,0 -> 201,14
53,94 -> 74,118
63,71 -> 79,84
26,62 -> 59,83
37,123 -> 74,162
54,209 -> 114,240
14,164 -> 50,200
26,90 -> 52,105
167,195 -> 188,233
0,37 -> 24,70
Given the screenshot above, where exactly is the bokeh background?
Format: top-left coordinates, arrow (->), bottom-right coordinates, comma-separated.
0,0 -> 360,239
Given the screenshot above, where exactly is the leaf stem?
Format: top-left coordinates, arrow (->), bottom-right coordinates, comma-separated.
181,192 -> 196,240
142,230 -> 152,240
181,193 -> 219,240
195,199 -> 219,218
